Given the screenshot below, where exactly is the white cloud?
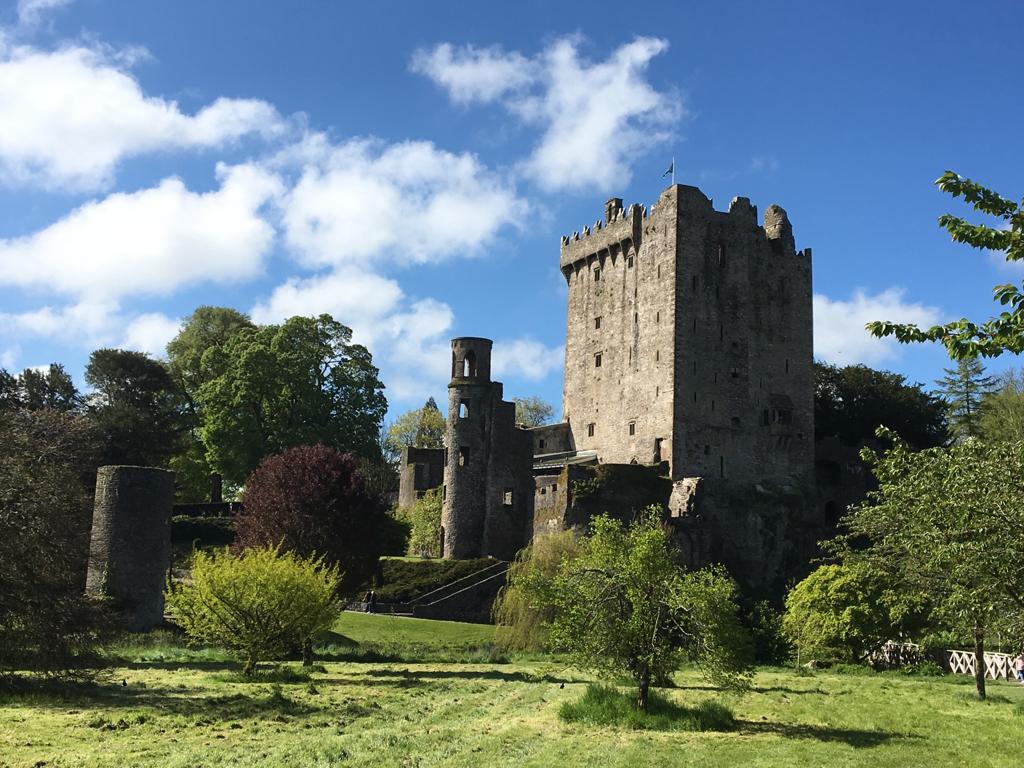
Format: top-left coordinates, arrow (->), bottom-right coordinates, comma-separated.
413,36 -> 680,192
16,0 -> 71,26
0,345 -> 19,369
120,312 -> 181,357
0,162 -> 282,302
410,43 -> 535,104
493,338 -> 564,381
277,136 -> 526,268
0,42 -> 283,190
813,288 -> 943,366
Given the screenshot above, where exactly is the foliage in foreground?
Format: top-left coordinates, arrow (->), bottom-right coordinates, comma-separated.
493,530 -> 582,652
837,430 -> 1024,698
559,683 -> 737,731
236,444 -> 388,592
0,409 -> 113,675
541,511 -> 752,710
868,172 -> 1024,358
166,546 -> 340,675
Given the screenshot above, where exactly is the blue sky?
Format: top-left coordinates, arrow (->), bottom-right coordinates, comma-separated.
1,0 -> 1022,419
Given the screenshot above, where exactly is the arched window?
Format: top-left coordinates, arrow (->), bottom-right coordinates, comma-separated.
464,350 -> 477,378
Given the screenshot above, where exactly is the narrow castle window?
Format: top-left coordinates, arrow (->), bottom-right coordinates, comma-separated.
634,312 -> 638,325
628,422 -> 636,436
655,386 -> 659,397
719,324 -> 724,342
594,316 -> 602,330
594,266 -> 601,281
587,423 -> 595,437
731,368 -> 738,379
657,264 -> 661,279
718,243 -> 726,266
720,455 -> 725,478
655,350 -> 660,362
463,350 -> 477,378
538,439 -> 546,452
503,488 -> 514,507
693,392 -> 697,403
458,447 -> 470,466
785,358 -> 790,373
714,372 -> 718,384
594,352 -> 602,368
656,311 -> 660,323
627,255 -> 634,268
692,318 -> 697,333
459,399 -> 470,418
442,485 -> 446,500
711,399 -> 715,412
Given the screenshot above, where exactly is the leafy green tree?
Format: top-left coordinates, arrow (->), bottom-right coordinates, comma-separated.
18,364 -> 81,412
782,563 -> 920,665
868,173 -> 1024,358
383,397 -> 445,463
0,368 -> 18,412
935,358 -> 995,441
84,348 -> 182,467
407,487 -> 443,558
814,361 -> 948,448
166,306 -> 255,501
839,430 -> 1024,698
166,546 -> 340,674
0,409 -> 111,675
978,367 -> 1024,444
541,510 -> 751,710
493,530 -> 582,652
514,395 -> 555,427
197,315 -> 387,485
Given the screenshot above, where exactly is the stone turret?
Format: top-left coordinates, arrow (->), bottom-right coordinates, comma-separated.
85,466 -> 174,631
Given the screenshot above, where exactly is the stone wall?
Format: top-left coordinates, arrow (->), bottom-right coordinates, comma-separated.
529,422 -> 574,456
85,465 -> 175,631
397,446 -> 445,509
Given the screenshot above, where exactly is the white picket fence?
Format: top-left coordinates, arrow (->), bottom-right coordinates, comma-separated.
946,649 -> 1019,680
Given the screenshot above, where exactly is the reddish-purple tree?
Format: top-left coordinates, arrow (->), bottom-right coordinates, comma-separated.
236,445 -> 387,593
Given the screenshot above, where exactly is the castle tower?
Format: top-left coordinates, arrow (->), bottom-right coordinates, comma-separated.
441,337 -> 534,560
558,184 -> 814,485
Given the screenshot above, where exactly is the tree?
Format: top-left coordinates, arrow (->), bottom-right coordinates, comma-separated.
868,172 -> 1024,358
84,348 -> 182,467
383,397 -> 445,463
514,395 -> 555,427
166,546 -> 339,674
18,364 -> 81,411
0,409 -> 111,674
838,430 -> 1024,699
0,368 -> 18,412
166,306 -> 255,501
979,368 -> 1024,444
235,444 -> 388,593
782,563 -> 923,664
198,314 -> 387,486
935,358 -> 995,441
540,511 -> 751,711
814,361 -> 948,448
493,530 -> 582,652
407,487 -> 442,558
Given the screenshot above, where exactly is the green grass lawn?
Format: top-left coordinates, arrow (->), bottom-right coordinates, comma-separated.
2,613 -> 1023,767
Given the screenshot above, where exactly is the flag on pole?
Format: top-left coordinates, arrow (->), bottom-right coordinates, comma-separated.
661,162 -> 673,178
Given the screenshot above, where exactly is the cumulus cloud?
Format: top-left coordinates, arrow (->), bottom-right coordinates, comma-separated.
0,162 -> 282,302
16,0 -> 71,26
275,136 -> 526,268
813,288 -> 943,366
413,36 -> 679,192
119,312 -> 181,357
493,339 -> 564,382
0,41 -> 283,190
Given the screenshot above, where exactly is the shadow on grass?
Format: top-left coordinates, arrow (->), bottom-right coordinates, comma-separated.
559,684 -> 738,732
366,668 -> 571,684
0,676 -> 320,720
739,720 -> 913,747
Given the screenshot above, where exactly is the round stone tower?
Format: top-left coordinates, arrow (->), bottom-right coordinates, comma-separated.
85,465 -> 175,631
442,337 -> 494,558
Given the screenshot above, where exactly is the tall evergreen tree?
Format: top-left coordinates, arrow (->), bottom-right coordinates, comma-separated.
935,358 -> 995,440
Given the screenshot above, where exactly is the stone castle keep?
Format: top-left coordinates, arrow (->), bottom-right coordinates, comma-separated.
400,183 -> 819,593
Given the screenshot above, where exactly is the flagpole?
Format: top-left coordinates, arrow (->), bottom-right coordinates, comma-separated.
672,155 -> 675,186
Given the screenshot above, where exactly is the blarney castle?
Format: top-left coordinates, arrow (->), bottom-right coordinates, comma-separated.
399,183 -> 833,595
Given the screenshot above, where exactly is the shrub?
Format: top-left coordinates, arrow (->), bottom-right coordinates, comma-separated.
747,600 -> 793,665
236,445 -> 388,593
406,488 -> 442,558
493,530 -> 582,652
559,684 -> 737,731
0,409 -> 114,676
166,546 -> 340,675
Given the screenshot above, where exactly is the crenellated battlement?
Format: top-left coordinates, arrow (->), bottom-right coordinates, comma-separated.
559,198 -> 651,272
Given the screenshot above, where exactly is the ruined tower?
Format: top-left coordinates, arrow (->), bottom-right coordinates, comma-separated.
559,185 -> 814,486
441,338 -> 534,560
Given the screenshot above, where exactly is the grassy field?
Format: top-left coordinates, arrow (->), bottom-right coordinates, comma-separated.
2,612 -> 1023,767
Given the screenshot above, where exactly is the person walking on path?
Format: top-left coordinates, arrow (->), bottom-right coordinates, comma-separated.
1014,651 -> 1024,683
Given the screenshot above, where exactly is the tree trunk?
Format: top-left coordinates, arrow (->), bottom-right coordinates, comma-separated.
637,667 -> 651,712
302,641 -> 313,667
974,623 -> 986,700
243,657 -> 256,676
209,473 -> 223,504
